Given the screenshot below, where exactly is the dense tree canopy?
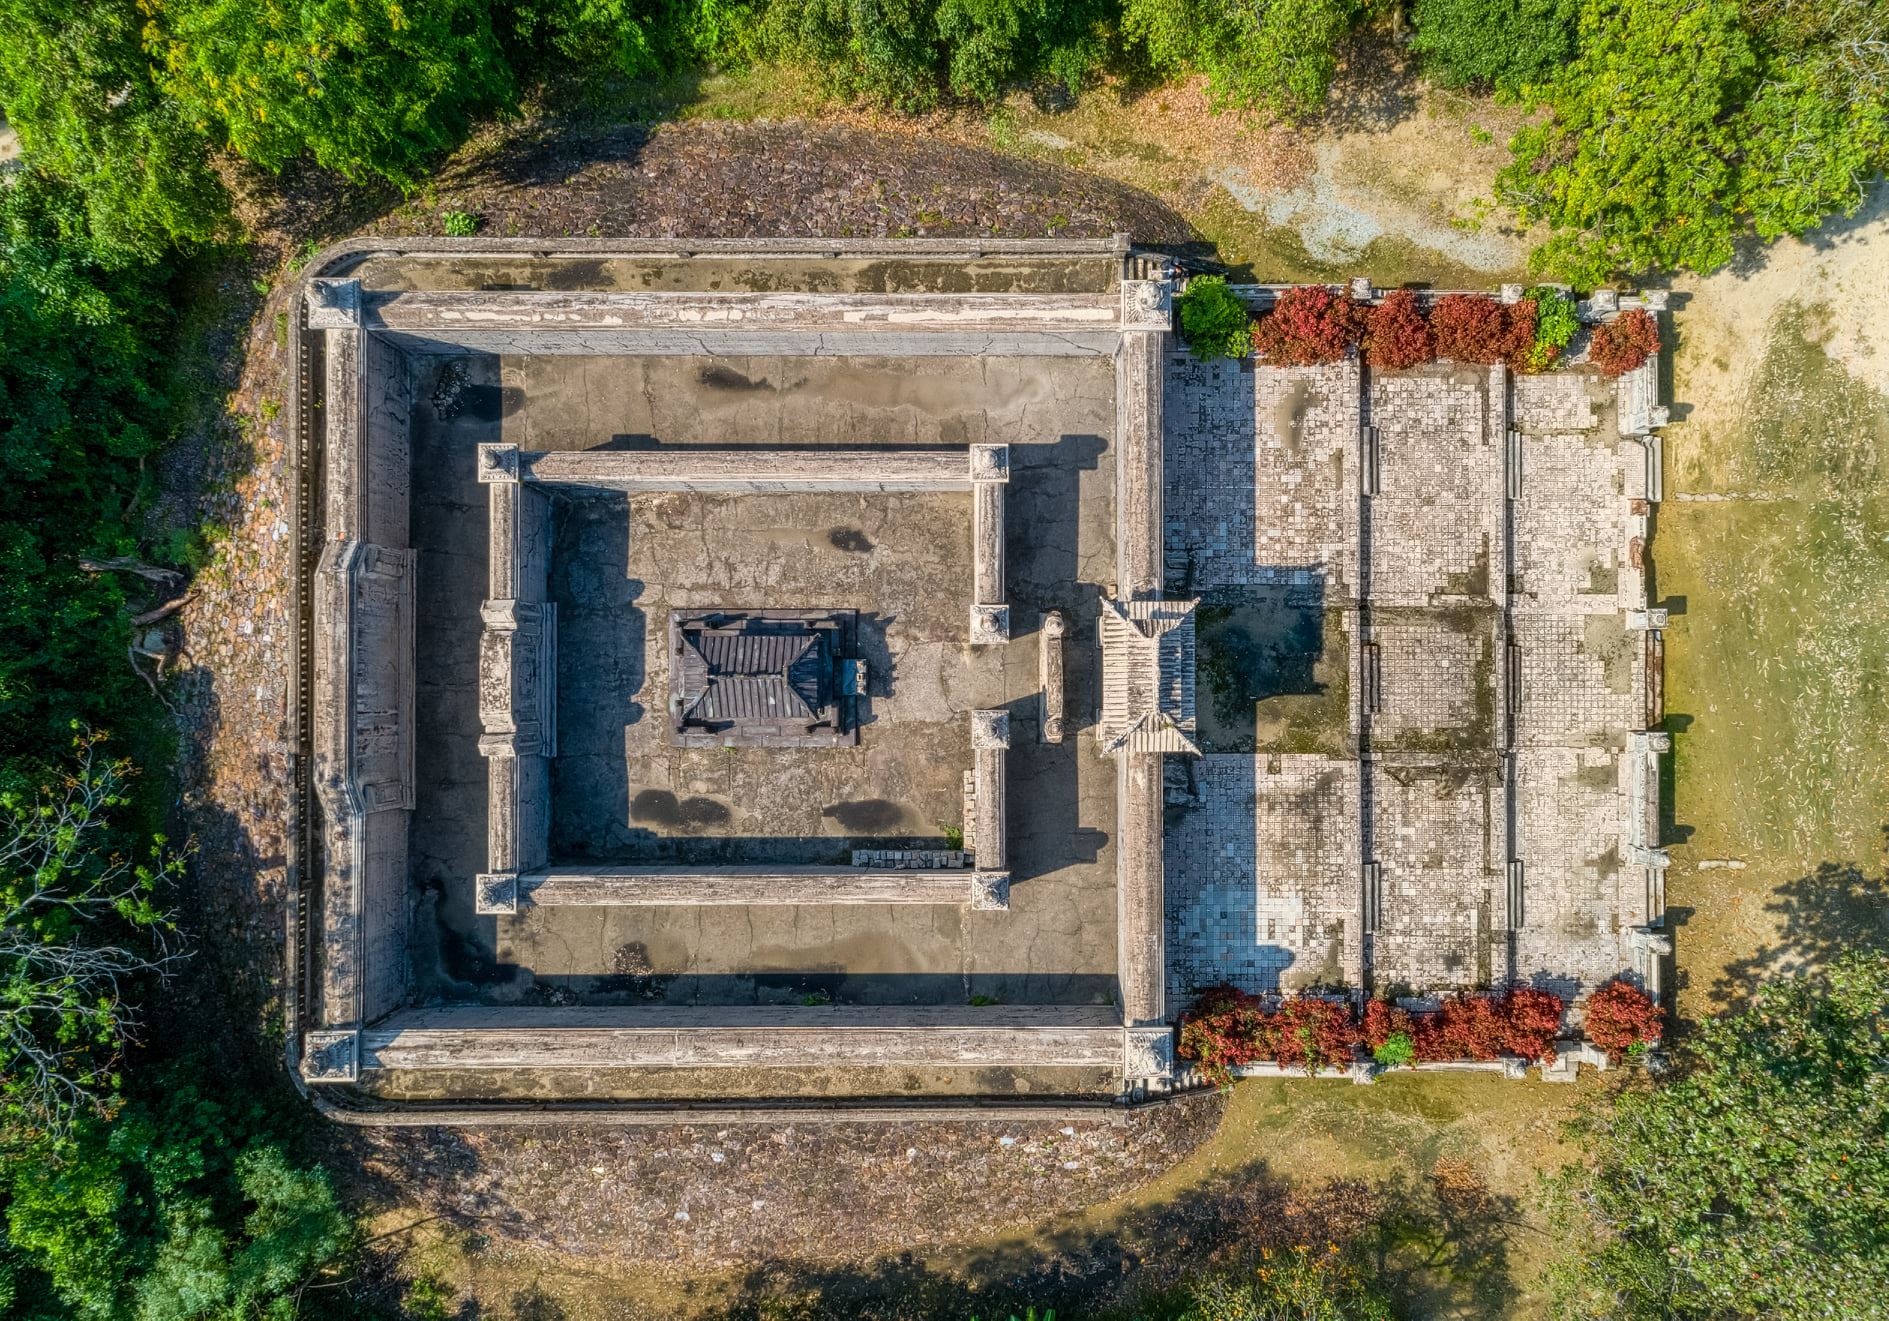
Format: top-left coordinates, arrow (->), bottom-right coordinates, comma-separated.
1498,0 -> 1889,284
1123,0 -> 1363,117
1409,0 -> 1577,96
1554,952 -> 1889,1319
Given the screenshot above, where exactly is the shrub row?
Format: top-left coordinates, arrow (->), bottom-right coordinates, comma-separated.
1176,979 -> 1661,1085
1174,281 -> 1661,378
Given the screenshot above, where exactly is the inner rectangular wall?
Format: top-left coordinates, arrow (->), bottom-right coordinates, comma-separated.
402,347 -> 1125,1012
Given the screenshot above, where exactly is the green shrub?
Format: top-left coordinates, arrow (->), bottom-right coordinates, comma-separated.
1372,1031 -> 1415,1068
442,209 -> 484,237
1175,276 -> 1252,360
1516,285 -> 1578,371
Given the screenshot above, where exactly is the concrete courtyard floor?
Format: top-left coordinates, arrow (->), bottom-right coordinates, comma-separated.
403,348 -> 1125,1007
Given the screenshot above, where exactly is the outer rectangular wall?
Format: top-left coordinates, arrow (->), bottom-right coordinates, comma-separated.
311,326 -> 416,1030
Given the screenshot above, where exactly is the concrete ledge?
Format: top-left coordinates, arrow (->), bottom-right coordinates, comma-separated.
360,1005 -> 1127,1071
364,289 -> 1122,334
520,447 -> 978,492
520,867 -> 993,907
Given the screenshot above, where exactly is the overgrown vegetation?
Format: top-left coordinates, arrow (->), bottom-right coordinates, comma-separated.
1176,984 -> 1593,1085
1551,952 -> 1889,1319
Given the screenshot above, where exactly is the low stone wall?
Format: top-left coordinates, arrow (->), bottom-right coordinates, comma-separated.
360,1005 -> 1131,1072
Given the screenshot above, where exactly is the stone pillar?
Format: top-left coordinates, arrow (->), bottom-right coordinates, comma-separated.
970,444 -> 1010,643
1117,749 -> 1165,1026
477,442 -> 554,895
971,710 -> 1009,874
479,601 -> 557,758
1040,609 -> 1066,743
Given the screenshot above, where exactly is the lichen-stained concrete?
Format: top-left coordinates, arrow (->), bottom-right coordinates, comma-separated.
1164,340 -> 1662,1004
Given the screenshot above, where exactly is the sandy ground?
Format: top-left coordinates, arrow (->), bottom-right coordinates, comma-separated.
1665,186 -> 1889,488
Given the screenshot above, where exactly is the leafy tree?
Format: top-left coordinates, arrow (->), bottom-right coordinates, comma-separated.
1175,276 -> 1252,360
933,0 -> 1111,102
3,1061 -> 358,1321
143,0 -> 515,189
0,176 -> 185,775
0,732 -> 180,1140
1409,0 -> 1578,98
1551,952 -> 1889,1319
1498,0 -> 1889,284
495,0 -> 662,78
1122,0 -> 1364,118
0,0 -> 229,261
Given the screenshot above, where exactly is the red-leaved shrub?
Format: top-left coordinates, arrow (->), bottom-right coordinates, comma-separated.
1413,988 -> 1565,1063
1274,997 -> 1363,1073
1176,985 -> 1273,1084
1180,985 -> 1568,1080
1361,997 -> 1415,1049
1582,978 -> 1663,1052
1499,987 -> 1567,1063
1362,289 -> 1432,369
1429,293 -> 1535,367
1588,308 -> 1661,377
1252,286 -> 1364,366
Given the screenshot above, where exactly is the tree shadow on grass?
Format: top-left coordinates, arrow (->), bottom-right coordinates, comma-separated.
1710,840 -> 1889,1009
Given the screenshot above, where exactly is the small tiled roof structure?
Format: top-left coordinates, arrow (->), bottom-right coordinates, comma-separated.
669,610 -> 855,746
677,627 -> 831,723
1097,596 -> 1200,756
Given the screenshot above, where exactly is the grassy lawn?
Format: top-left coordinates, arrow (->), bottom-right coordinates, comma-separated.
1657,302 -> 1889,1019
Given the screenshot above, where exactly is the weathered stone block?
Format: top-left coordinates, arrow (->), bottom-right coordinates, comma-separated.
969,603 -> 1010,644
302,1029 -> 361,1083
475,872 -> 520,915
971,872 -> 1011,911
968,443 -> 1010,482
1123,1025 -> 1174,1080
477,442 -> 521,484
305,278 -> 362,329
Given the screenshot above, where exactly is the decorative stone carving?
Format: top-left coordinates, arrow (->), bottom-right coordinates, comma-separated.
1123,1025 -> 1174,1081
1119,279 -> 1173,332
969,603 -> 1010,644
478,600 -> 557,758
968,443 -> 1010,483
1097,595 -> 1200,756
305,278 -> 362,329
475,872 -> 520,915
477,442 -> 521,484
1040,609 -> 1067,744
302,1029 -> 361,1083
